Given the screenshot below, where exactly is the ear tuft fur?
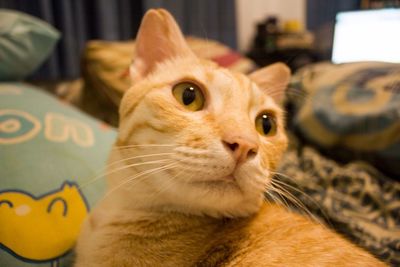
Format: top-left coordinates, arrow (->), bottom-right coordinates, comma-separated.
248,63 -> 291,103
130,9 -> 195,83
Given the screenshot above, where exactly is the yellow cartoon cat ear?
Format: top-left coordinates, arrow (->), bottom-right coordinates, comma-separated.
249,63 -> 291,104
130,9 -> 195,82
61,181 -> 79,192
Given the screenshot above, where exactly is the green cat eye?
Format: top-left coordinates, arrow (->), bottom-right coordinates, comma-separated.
172,82 -> 205,111
255,113 -> 277,136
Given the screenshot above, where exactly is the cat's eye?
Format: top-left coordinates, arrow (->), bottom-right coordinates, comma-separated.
172,82 -> 205,111
255,113 -> 277,136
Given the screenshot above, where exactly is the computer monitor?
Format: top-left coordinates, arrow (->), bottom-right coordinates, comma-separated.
332,9 -> 400,63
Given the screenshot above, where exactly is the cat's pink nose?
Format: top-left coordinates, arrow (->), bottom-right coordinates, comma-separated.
222,137 -> 258,164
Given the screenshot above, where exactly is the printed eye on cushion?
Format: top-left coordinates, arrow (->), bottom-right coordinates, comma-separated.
255,113 -> 277,136
172,82 -> 205,111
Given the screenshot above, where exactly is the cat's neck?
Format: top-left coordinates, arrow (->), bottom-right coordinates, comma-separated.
90,196 -> 243,266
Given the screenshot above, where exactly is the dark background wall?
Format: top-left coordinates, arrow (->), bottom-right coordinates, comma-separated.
0,0 -> 237,80
306,0 -> 361,60
0,0 -> 143,79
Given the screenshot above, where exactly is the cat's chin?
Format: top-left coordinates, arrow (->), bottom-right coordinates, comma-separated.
189,177 -> 242,193
190,174 -> 238,185
164,176 -> 265,218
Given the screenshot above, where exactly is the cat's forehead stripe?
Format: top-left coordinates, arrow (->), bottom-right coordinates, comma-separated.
206,69 -> 242,112
128,58 -> 280,120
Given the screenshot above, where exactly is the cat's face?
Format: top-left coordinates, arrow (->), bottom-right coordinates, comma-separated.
111,9 -> 289,218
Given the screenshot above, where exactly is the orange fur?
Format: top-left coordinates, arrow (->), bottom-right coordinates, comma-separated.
75,9 -> 386,266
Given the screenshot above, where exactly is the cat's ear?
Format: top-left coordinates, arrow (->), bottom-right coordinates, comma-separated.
130,9 -> 195,82
248,63 -> 291,103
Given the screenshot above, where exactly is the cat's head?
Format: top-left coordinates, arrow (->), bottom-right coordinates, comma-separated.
113,9 -> 290,218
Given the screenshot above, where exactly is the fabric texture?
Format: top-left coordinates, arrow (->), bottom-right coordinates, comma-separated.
289,62 -> 400,178
0,9 -> 59,81
277,139 -> 400,266
0,83 -> 116,266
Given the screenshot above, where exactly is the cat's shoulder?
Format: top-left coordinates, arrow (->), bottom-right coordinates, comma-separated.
198,203 -> 386,266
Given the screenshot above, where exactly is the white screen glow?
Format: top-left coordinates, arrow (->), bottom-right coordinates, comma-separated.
332,9 -> 400,63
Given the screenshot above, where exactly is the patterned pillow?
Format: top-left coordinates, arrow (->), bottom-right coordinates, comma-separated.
289,62 -> 400,178
0,83 -> 116,266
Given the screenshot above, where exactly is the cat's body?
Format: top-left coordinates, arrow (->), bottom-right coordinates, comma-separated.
75,9 -> 385,266
76,202 -> 382,267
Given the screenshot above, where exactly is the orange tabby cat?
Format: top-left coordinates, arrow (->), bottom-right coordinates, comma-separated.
75,9 -> 385,267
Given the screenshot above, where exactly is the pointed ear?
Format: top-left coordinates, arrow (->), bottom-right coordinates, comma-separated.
61,182 -> 78,192
130,9 -> 195,83
248,63 -> 291,103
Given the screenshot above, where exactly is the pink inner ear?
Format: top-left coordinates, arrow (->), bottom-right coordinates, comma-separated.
249,63 -> 291,103
130,9 -> 195,82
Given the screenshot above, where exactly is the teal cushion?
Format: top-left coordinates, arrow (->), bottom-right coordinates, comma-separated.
290,62 -> 400,177
0,10 -> 60,81
0,83 -> 116,266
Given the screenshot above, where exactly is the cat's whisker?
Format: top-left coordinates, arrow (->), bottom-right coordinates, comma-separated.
82,152 -> 175,186
269,185 -> 308,219
266,89 -> 289,97
79,159 -> 173,189
285,97 -> 309,106
263,191 -> 273,206
125,158 -> 187,192
270,178 -> 310,210
270,181 -> 319,223
146,168 -> 188,203
265,188 -> 291,211
271,171 -> 324,208
270,175 -> 332,227
264,84 -> 310,103
270,176 -> 330,227
105,152 -> 175,169
263,82 -> 292,91
271,174 -> 314,200
288,92 -> 312,101
112,143 -> 176,150
267,184 -> 292,210
286,88 -> 308,96
125,159 -> 189,192
262,81 -> 291,88
103,162 -> 179,200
